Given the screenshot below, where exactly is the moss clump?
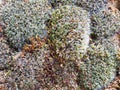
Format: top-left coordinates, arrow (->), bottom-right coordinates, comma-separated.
6,44 -> 51,90
1,0 -> 50,50
48,0 -> 74,8
0,39 -> 14,70
77,38 -> 117,90
115,32 -> 120,76
74,0 -> 108,14
47,5 -> 90,61
91,10 -> 120,40
76,7 -> 120,89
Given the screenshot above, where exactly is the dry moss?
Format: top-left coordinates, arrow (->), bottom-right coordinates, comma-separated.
47,5 -> 90,61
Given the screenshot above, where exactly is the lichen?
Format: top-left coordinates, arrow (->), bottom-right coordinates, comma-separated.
47,5 -> 90,61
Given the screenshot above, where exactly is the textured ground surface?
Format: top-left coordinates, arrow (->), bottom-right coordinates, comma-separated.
0,25 -> 120,90
0,0 -> 120,90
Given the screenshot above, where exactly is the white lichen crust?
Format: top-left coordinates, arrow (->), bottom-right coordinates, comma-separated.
48,5 -> 90,61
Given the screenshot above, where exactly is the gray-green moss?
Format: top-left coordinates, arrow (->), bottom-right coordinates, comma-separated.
91,10 -> 120,40
48,0 -> 74,8
47,5 -> 90,61
0,39 -> 14,70
77,38 -> 118,90
6,44 -> 50,90
0,1 -> 119,89
74,0 -> 108,14
1,0 -> 50,50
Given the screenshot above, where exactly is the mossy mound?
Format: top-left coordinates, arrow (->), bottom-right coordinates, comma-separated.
48,0 -> 74,8
5,44 -> 50,90
0,38 -> 14,70
74,0 -> 108,14
0,1 -> 119,90
76,7 -> 120,90
47,5 -> 90,61
1,0 -> 50,50
77,38 -> 118,90
91,10 -> 120,40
